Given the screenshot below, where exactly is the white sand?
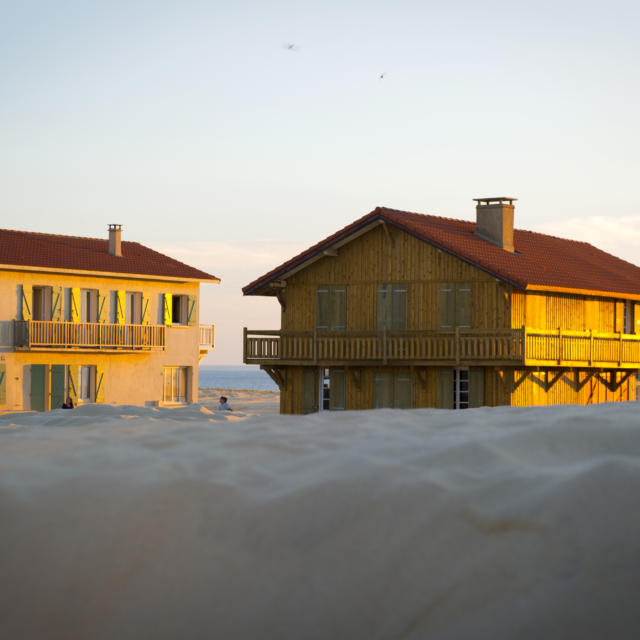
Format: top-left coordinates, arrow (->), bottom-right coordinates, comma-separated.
1,401 -> 639,639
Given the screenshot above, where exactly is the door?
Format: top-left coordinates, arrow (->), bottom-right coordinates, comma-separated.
51,365 -> 66,409
302,368 -> 318,414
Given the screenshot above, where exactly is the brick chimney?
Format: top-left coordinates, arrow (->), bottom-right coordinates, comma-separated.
473,197 -> 516,253
108,224 -> 122,257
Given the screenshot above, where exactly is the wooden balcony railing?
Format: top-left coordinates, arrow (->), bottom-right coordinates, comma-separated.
199,324 -> 215,349
243,327 -> 640,368
14,320 -> 165,352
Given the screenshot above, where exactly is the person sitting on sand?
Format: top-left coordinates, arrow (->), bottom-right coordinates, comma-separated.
218,396 -> 232,411
61,396 -> 74,410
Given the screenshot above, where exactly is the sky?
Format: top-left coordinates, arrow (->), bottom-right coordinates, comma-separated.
2,0 -> 639,363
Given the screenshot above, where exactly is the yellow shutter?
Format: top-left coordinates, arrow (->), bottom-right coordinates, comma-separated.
116,290 -> 126,324
21,284 -> 32,320
67,365 -> 79,404
455,284 -> 472,328
95,365 -> 105,403
97,290 -> 108,323
163,294 -> 172,325
634,302 -> 640,335
70,287 -> 80,323
51,286 -> 63,322
141,293 -> 151,325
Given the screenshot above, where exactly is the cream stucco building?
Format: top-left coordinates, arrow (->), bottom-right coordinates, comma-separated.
0,225 -> 219,411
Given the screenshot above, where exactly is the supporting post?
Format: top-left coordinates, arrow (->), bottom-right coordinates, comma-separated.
243,327 -> 247,363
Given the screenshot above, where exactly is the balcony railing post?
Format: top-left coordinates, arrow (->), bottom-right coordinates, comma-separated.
313,328 -> 317,364
383,327 -> 387,364
589,329 -> 593,366
558,327 -> 563,365
619,331 -> 623,366
455,326 -> 460,365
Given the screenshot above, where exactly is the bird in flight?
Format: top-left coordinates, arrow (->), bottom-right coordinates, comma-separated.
379,72 -> 385,80
284,43 -> 300,52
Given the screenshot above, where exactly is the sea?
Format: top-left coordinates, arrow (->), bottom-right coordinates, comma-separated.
198,365 -> 278,391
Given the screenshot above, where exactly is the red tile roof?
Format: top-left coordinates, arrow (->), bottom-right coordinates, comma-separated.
0,229 -> 219,282
243,207 -> 640,297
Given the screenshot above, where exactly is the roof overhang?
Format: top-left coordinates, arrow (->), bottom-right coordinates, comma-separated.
0,263 -> 221,284
525,284 -> 640,301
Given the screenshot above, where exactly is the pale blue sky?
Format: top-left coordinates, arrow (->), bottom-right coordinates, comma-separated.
2,0 -> 639,363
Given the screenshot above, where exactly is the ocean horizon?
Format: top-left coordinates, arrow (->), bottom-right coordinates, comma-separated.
199,364 -> 278,391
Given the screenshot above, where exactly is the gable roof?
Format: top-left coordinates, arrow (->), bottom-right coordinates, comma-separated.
243,206 -> 640,298
0,229 -> 219,282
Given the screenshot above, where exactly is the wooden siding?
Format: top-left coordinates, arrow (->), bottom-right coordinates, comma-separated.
282,224 -> 509,332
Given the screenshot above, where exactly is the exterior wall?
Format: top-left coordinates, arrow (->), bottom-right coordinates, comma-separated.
282,224 -> 510,332
0,268 -> 202,411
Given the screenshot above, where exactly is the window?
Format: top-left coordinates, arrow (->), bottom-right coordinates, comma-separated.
438,367 -> 484,409
164,294 -> 197,326
377,284 -> 408,330
439,283 -> 472,329
172,295 -> 187,324
81,290 -> 98,323
623,301 -> 634,334
126,292 -> 142,324
32,286 -> 52,321
321,368 -> 345,410
79,365 -> 96,402
163,367 -> 188,403
374,372 -> 413,409
453,368 -> 469,409
317,286 -> 346,330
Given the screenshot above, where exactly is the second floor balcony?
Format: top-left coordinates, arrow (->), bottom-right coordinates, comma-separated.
243,327 -> 640,369
14,319 -> 166,352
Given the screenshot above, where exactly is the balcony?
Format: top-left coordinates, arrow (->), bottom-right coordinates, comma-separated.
243,327 -> 640,369
199,324 -> 215,361
14,320 -> 165,352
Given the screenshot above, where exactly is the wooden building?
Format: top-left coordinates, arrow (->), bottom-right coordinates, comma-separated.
243,198 -> 640,413
0,225 -> 218,411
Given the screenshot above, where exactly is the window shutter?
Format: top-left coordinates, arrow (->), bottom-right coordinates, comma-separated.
439,284 -> 454,329
329,369 -> 346,410
438,368 -> 454,409
377,285 -> 389,330
634,302 -> 640,335
116,290 -> 126,325
97,290 -> 108,323
456,284 -> 472,328
391,285 -> 408,330
0,363 -> 6,405
302,368 -> 317,413
95,365 -> 105,403
317,288 -> 330,329
51,287 -> 63,322
332,287 -> 347,330
21,284 -> 32,321
469,367 -> 485,408
30,364 -> 46,412
141,293 -> 150,325
67,365 -> 79,404
70,287 -> 81,323
374,372 -> 393,408
50,365 -> 66,409
394,374 -> 413,409
186,295 -> 197,326
163,294 -> 173,326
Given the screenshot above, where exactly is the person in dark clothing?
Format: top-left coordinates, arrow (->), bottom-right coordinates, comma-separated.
61,397 -> 74,409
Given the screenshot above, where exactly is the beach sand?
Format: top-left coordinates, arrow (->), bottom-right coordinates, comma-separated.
198,387 -> 279,416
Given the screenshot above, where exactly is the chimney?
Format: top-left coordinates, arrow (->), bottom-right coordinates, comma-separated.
108,224 -> 122,257
473,197 -> 516,253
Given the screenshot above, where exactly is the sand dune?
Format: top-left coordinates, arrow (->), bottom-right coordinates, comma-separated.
1,402 -> 639,639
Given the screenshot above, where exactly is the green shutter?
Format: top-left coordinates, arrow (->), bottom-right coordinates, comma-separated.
391,285 -> 408,330
394,374 -> 413,409
469,368 -> 485,408
329,369 -> 346,410
374,372 -> 394,408
456,284 -> 472,328
438,368 -> 454,409
439,284 -> 454,329
95,365 -> 105,403
0,363 -> 6,405
21,284 -> 33,321
186,295 -> 197,326
376,285 -> 389,330
30,365 -> 46,412
67,365 -> 79,404
51,287 -> 63,322
302,368 -> 317,413
51,365 -> 66,409
332,287 -> 346,330
317,288 -> 330,329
